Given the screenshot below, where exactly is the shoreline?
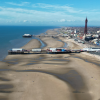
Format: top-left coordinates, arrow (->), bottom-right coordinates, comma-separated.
0,26 -> 60,61
2,27 -> 100,61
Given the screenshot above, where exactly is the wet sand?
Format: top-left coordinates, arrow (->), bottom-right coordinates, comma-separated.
0,30 -> 100,100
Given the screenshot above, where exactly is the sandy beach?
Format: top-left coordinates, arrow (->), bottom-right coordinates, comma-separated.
0,29 -> 100,100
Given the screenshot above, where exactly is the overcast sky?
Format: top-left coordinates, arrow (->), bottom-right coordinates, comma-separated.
0,0 -> 100,26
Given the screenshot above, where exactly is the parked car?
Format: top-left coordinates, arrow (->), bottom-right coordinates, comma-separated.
78,40 -> 82,43
82,41 -> 85,44
74,39 -> 78,41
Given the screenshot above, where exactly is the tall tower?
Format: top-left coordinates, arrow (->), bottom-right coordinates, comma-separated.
84,17 -> 88,35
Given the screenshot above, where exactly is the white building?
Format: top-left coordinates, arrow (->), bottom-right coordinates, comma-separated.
97,30 -> 100,33
74,29 -> 77,34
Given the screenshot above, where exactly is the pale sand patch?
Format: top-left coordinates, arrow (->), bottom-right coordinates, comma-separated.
46,30 -> 58,35
22,39 -> 41,50
40,37 -> 64,49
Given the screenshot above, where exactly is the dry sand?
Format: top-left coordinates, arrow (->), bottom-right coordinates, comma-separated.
22,39 -> 41,49
40,37 -> 64,49
0,30 -> 100,100
46,30 -> 58,35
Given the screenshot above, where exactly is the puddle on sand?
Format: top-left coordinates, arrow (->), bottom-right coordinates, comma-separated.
0,98 -> 8,100
52,59 -> 69,61
26,62 -> 65,65
7,62 -> 18,65
0,84 -> 13,93
0,90 -> 13,93
0,84 -> 13,89
73,56 -> 100,66
0,85 -> 13,94
31,61 -> 37,62
35,57 -> 44,60
26,63 -> 38,65
30,57 -> 45,62
0,77 -> 10,81
44,63 -> 64,65
65,57 -> 70,58
2,59 -> 19,65
0,69 -> 11,71
73,90 -> 84,93
3,59 -> 18,62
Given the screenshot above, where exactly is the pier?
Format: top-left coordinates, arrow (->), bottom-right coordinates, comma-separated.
8,49 -> 81,54
33,34 -> 68,37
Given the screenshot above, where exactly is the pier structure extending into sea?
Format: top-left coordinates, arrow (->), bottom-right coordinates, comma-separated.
8,48 -> 81,55
33,34 -> 68,37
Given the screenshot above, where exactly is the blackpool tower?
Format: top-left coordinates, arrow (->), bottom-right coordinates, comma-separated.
84,17 -> 88,35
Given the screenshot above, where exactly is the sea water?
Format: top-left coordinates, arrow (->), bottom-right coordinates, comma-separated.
0,26 -> 59,61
